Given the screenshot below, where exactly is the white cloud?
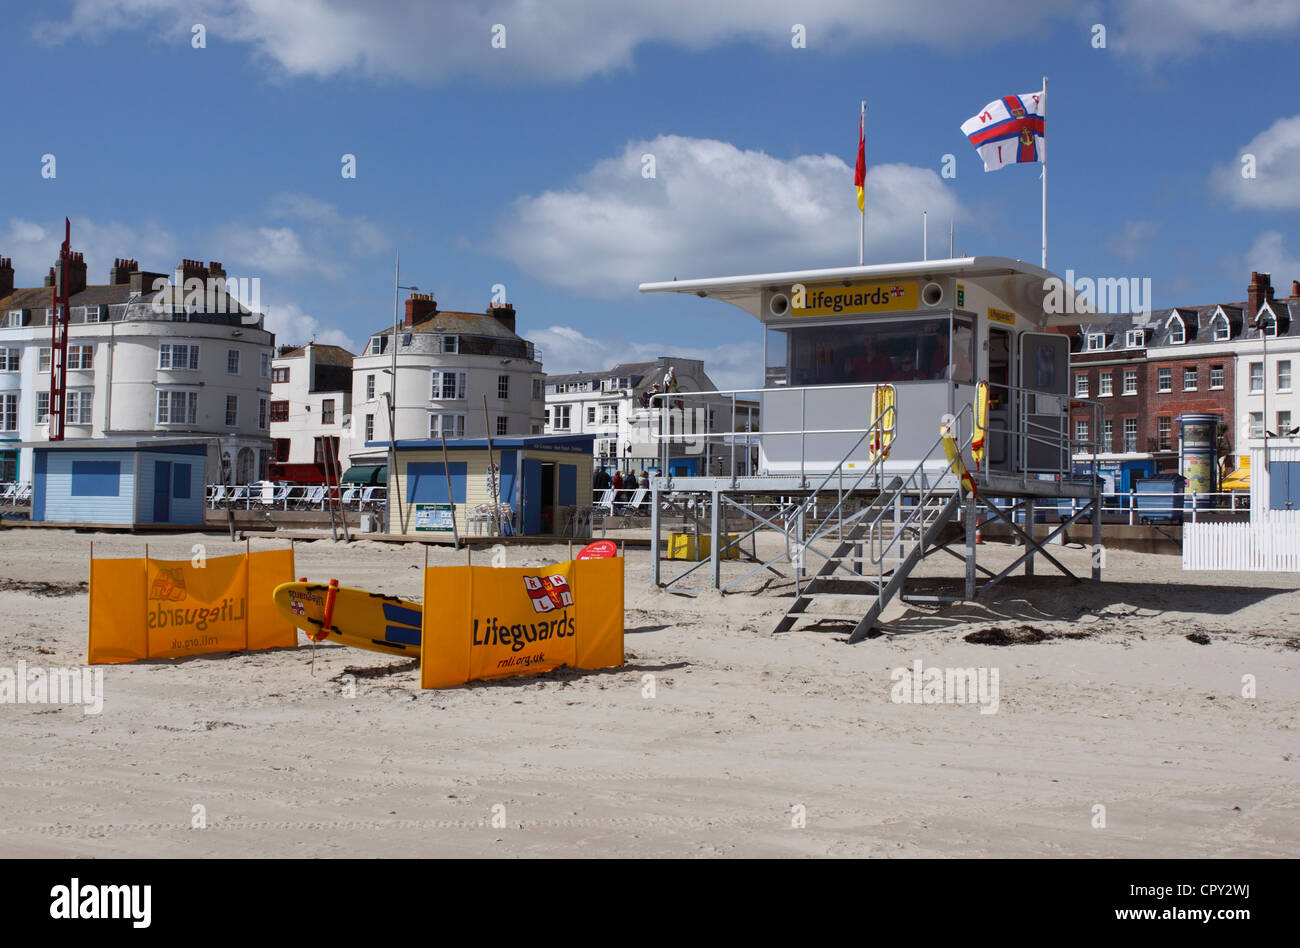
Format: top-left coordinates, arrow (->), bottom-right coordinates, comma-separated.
261,300 -> 358,353
1111,0 -> 1300,61
494,135 -> 963,296
1,216 -> 177,286
213,193 -> 388,279
526,324 -> 764,391
1210,114 -> 1300,210
1239,231 -> 1300,289
40,0 -> 1076,82
1104,219 -> 1158,264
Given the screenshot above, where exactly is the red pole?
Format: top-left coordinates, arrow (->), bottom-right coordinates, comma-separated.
49,218 -> 71,441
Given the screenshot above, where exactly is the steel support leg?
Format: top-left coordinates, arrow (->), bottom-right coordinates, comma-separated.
650,487 -> 661,586
1024,498 -> 1035,576
710,489 -> 721,589
1091,494 -> 1103,581
964,493 -> 977,600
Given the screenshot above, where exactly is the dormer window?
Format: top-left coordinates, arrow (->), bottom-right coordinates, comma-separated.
369,335 -> 387,355
1125,329 -> 1144,348
1212,313 -> 1231,341
1259,310 -> 1279,338
441,335 -> 458,354
1085,333 -> 1106,352
1166,313 -> 1185,344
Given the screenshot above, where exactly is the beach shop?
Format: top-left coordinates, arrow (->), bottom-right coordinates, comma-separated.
637,256 -> 1105,639
24,436 -> 216,528
380,434 -> 594,538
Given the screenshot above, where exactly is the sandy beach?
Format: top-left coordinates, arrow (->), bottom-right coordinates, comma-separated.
1,527 -> 1296,858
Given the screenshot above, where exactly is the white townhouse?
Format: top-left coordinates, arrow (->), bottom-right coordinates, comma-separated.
267,342 -> 354,482
542,356 -> 756,477
346,294 -> 546,468
0,255 -> 274,484
1230,286 -> 1300,454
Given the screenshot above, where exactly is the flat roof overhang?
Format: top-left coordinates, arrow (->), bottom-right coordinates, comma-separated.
639,255 -> 1091,329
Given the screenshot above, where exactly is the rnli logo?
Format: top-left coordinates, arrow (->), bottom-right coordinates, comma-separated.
889,285 -> 905,298
290,599 -> 306,616
523,574 -> 574,613
1020,128 -> 1034,146
149,567 -> 187,602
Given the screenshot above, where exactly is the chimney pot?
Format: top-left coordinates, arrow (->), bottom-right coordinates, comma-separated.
0,256 -> 13,299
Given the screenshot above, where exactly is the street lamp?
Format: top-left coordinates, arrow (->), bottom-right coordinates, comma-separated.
389,250 -> 422,532
1255,308 -> 1275,472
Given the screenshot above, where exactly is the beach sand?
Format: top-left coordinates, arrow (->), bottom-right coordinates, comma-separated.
1,527 -> 1296,857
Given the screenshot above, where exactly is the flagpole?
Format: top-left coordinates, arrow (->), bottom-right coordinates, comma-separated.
859,100 -> 866,266
1041,76 -> 1048,270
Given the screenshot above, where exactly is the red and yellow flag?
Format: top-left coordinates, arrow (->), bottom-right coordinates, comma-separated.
854,112 -> 866,212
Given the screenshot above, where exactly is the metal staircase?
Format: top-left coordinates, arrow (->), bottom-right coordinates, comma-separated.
773,407 -> 975,642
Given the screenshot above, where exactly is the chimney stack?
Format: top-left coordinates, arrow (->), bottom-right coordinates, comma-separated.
109,258 -> 139,285
49,251 -> 88,296
176,258 -> 208,287
488,301 -> 516,334
404,292 -> 438,327
1247,271 -> 1272,319
207,261 -> 226,282
130,269 -> 168,295
1291,280 -> 1300,299
0,257 -> 13,299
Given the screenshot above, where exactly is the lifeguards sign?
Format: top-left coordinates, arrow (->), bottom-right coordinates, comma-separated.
420,557 -> 624,688
792,281 -> 919,317
88,549 -> 296,664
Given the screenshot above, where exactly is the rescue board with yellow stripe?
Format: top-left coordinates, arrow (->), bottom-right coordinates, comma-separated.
272,582 -> 423,657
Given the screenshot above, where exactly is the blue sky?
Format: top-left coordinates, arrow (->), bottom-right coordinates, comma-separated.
5,0 -> 1300,389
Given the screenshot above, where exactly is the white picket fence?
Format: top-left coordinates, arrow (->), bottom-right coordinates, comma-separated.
1183,512 -> 1300,571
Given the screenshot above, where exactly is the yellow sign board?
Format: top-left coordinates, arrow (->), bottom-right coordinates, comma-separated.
792,281 -> 918,317
988,307 -> 1017,325
420,559 -> 624,689
88,549 -> 296,664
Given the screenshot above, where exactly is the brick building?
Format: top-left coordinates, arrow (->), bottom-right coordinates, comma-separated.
1070,270 -> 1300,488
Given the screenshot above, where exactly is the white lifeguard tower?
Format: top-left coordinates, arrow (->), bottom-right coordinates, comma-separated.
639,256 -> 1104,641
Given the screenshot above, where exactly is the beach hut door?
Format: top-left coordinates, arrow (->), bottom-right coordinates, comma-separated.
521,458 -> 542,534
1018,332 -> 1070,473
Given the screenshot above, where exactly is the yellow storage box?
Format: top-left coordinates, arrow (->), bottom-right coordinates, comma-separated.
667,533 -> 740,560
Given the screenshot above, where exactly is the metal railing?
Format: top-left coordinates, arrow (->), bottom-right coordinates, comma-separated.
977,380 -> 1104,489
649,381 -> 892,486
1025,490 -> 1250,525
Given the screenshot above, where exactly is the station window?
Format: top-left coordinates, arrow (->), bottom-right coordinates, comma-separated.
765,315 -> 973,388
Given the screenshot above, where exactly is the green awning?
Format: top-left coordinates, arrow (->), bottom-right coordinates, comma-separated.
341,465 -> 387,485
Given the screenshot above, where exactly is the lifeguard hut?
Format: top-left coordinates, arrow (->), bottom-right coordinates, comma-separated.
638,256 -> 1104,641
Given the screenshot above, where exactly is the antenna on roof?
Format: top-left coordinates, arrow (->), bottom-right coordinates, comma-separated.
923,210 -> 927,261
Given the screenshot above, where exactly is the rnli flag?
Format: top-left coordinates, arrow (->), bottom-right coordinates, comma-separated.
960,90 -> 1044,172
854,113 -> 866,212
524,573 -> 573,613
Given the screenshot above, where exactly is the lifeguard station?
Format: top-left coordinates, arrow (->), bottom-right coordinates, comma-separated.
638,256 -> 1104,641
